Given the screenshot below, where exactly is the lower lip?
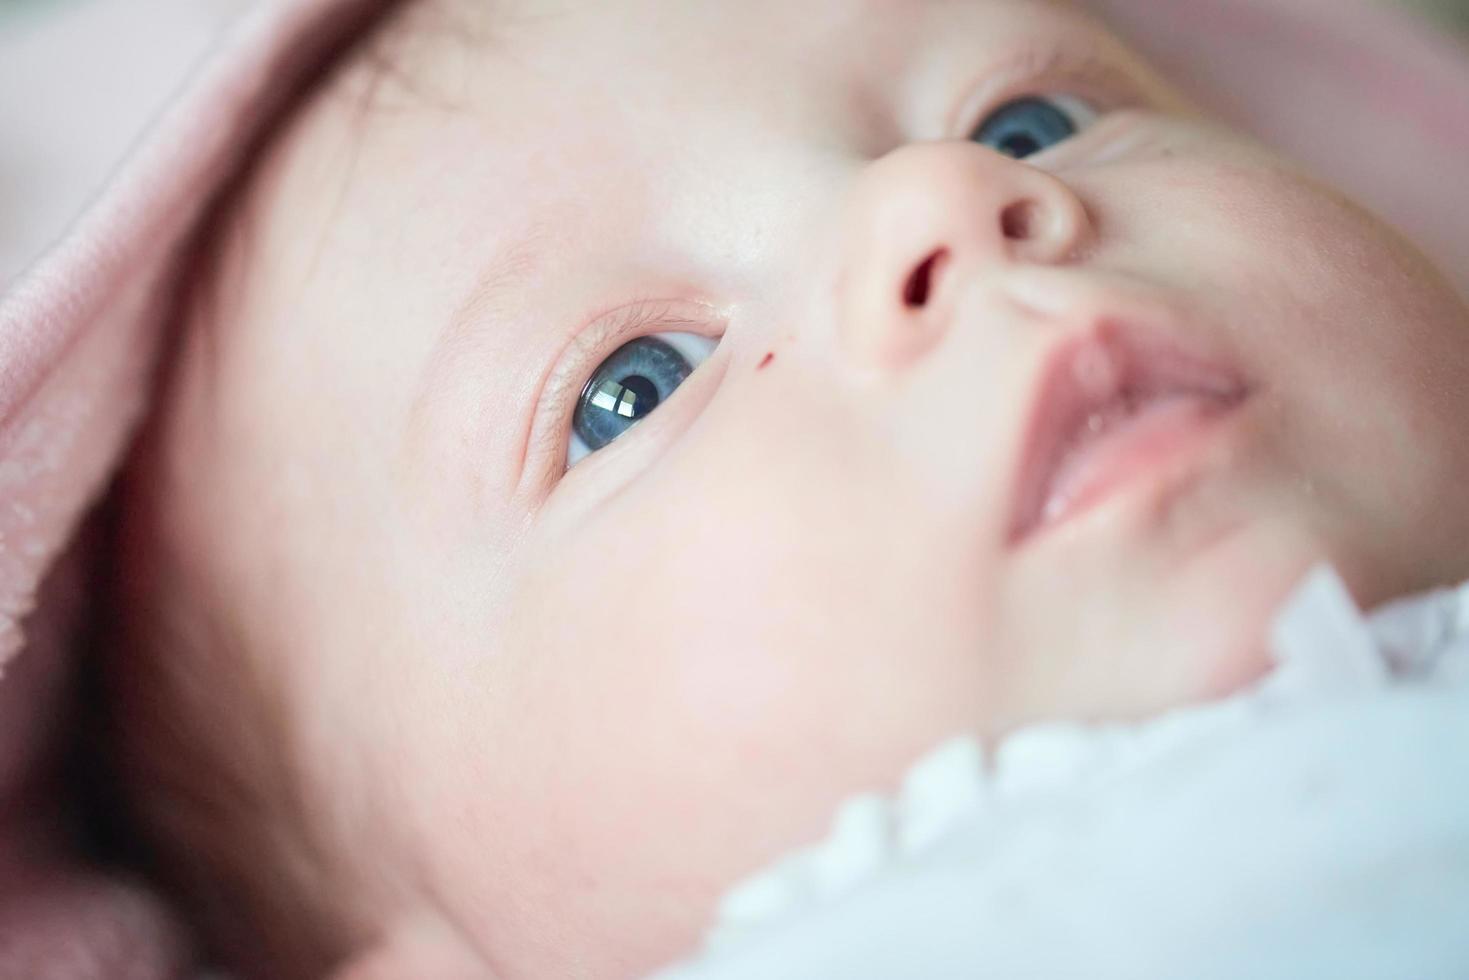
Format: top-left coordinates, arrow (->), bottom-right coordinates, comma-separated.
1027,394 -> 1238,541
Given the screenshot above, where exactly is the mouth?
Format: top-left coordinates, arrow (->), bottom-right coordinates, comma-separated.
1007,324 -> 1250,547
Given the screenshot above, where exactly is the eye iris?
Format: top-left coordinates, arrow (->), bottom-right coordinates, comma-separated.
574,336 -> 692,452
972,96 -> 1078,159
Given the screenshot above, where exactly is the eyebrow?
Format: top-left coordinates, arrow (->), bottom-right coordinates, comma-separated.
405,225 -> 549,502
448,222 -> 548,351
434,214 -> 556,393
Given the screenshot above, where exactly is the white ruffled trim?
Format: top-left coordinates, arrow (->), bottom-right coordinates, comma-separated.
704,565 -> 1468,954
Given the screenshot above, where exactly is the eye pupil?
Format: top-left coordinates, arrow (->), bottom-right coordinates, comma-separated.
591,374 -> 661,420
998,133 -> 1040,159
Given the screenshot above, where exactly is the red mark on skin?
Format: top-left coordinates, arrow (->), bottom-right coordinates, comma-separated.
757,352 -> 775,371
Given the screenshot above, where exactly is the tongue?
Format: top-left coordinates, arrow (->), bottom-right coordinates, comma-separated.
1040,393 -> 1213,526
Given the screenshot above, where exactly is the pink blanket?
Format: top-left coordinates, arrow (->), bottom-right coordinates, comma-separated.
0,0 -> 1465,975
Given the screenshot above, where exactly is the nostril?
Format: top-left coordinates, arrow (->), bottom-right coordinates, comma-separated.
903,248 -> 949,309
1001,200 -> 1040,241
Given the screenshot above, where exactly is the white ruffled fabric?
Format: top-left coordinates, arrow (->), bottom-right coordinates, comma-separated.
656,566 -> 1469,979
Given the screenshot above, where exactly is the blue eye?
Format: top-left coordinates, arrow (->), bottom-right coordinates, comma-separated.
971,95 -> 1098,159
569,332 -> 718,465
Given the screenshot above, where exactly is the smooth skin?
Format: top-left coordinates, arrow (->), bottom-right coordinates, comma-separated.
131,0 -> 1469,975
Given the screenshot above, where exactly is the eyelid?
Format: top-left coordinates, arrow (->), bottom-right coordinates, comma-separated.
946,41 -> 1154,143
518,298 -> 721,496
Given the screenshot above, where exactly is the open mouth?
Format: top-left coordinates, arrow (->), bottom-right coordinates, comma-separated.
1008,325 -> 1250,547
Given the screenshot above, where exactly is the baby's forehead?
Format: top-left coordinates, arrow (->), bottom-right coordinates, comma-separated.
229,0 -> 1158,412
314,0 -> 1144,242
343,0 -> 1116,117
225,0 -> 1166,419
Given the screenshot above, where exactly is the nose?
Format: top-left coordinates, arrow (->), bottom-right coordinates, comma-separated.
836,141 -> 1093,374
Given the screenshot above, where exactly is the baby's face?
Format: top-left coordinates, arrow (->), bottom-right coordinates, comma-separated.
181,0 -> 1469,974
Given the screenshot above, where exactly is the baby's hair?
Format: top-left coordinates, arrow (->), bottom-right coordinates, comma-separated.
347,0 -> 500,115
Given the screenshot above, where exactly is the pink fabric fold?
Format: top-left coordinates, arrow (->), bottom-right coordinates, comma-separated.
0,1 -> 391,975
0,0 -> 1465,975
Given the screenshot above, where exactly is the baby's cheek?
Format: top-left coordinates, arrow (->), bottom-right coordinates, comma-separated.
523,509 -> 824,746
1185,149 -> 1469,591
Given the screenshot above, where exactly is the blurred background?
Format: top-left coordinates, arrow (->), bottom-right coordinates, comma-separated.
1403,0 -> 1469,29
1,0 -> 1467,287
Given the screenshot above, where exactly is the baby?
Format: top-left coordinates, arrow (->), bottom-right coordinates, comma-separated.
96,0 -> 1469,977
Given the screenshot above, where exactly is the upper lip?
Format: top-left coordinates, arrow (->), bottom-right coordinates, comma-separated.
1006,319 -> 1250,546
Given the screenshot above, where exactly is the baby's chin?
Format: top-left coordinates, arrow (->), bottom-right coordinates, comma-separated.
1119,503 -> 1424,717
997,511 -> 1339,735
